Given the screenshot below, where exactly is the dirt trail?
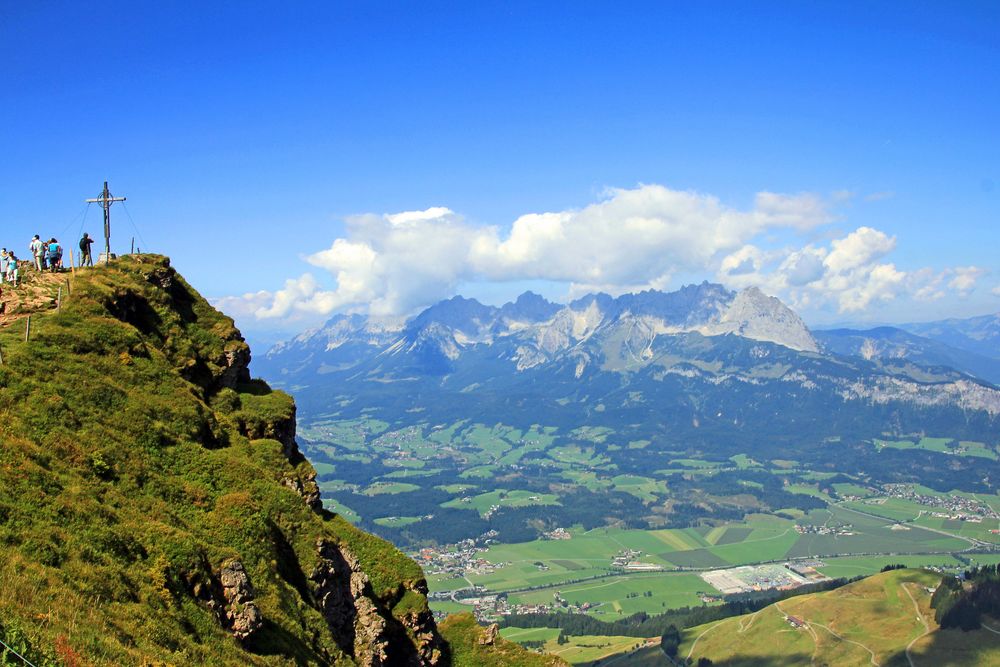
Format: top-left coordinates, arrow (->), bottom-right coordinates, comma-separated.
0,264 -> 73,327
901,582 -> 931,667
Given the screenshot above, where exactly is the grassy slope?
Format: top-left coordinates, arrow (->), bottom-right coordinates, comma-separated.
437,614 -> 566,667
0,257 -> 543,666
678,569 -> 1000,666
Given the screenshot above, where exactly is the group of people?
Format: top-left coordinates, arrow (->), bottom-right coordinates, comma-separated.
0,233 -> 96,287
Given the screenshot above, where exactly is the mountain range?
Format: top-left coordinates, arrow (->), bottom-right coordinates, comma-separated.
257,285 -> 1000,491
263,283 -> 998,409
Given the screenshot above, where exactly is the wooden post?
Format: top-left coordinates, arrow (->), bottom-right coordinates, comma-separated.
57,286 -> 62,312
25,315 -> 30,342
0,342 -> 4,365
69,248 -> 76,274
131,237 -> 135,254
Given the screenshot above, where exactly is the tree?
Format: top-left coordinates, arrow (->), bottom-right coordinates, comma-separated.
660,625 -> 681,658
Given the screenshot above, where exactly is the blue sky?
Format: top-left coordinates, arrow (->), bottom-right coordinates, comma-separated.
2,2 -> 997,344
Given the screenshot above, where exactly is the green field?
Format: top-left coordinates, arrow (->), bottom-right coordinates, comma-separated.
305,414 -> 1000,633
501,629 -> 654,665
373,515 -> 423,527
441,489 -> 561,516
513,572 -> 711,618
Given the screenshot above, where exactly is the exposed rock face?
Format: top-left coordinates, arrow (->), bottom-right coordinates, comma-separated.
217,342 -> 252,390
219,560 -> 263,640
478,623 -> 499,646
703,287 -> 819,353
308,539 -> 444,665
237,401 -> 302,463
400,606 -> 445,665
263,282 -> 820,378
282,470 -> 322,510
311,539 -> 392,666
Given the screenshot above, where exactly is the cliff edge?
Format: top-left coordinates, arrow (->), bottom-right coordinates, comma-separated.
0,255 -> 559,666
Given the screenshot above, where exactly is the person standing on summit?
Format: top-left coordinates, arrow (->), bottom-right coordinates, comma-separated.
79,232 -> 94,267
30,235 -> 44,271
46,238 -> 62,272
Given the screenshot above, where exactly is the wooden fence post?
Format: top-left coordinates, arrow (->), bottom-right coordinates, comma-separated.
57,286 -> 62,312
25,315 -> 30,342
69,248 -> 76,274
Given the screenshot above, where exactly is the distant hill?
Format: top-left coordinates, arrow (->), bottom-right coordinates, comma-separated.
677,568 -> 1000,666
0,256 -> 552,666
815,325 -> 1000,385
900,313 -> 1000,362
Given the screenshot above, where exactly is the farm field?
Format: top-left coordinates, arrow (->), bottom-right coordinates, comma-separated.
299,414 -> 1000,630
508,572 -> 711,619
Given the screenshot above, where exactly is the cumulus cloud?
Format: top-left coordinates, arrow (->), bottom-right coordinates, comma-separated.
220,183 -> 987,322
947,266 -> 987,296
993,285 -> 1000,298
238,184 -> 833,319
717,227 -> 925,313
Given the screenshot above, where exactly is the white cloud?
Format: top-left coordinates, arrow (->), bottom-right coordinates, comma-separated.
219,184 -> 989,323
947,266 -> 987,296
993,285 -> 1000,298
823,227 -> 896,275
213,290 -> 274,319
226,184 -> 834,319
911,268 -> 946,302
714,227 -> 957,313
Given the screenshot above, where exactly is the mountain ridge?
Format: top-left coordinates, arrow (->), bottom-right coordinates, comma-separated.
265,282 -> 822,376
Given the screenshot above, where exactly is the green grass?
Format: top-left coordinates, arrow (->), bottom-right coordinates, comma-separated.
0,257 -> 552,667
541,634 -> 650,664
361,481 -> 422,495
438,614 -> 568,666
0,256 -> 439,665
441,489 -> 561,517
679,569 -> 1000,667
374,515 -> 423,527
609,474 -> 663,502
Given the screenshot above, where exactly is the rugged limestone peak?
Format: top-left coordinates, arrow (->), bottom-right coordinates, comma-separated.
497,290 -> 561,324
263,282 -> 828,378
706,286 -> 819,353
616,281 -> 733,326
407,295 -> 497,337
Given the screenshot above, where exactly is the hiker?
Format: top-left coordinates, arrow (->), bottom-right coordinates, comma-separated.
46,238 -> 62,272
79,232 -> 94,267
30,235 -> 45,271
0,249 -> 7,283
6,253 -> 18,286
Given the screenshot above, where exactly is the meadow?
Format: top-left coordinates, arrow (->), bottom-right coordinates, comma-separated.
677,568 -> 1000,666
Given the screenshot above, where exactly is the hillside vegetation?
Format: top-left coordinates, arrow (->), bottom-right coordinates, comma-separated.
677,568 -> 1000,666
0,256 -> 554,666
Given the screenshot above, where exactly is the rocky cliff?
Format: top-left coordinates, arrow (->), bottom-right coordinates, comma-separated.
0,256 -> 556,666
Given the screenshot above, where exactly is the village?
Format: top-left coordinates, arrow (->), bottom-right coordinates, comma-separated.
875,483 -> 1000,521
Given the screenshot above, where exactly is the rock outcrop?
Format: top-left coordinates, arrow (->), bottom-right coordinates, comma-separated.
282,470 -> 323,510
311,539 -> 392,666
219,560 -> 263,640
478,623 -> 499,646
